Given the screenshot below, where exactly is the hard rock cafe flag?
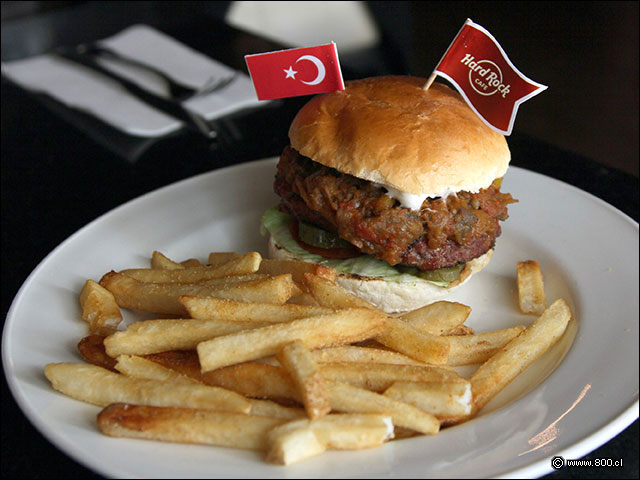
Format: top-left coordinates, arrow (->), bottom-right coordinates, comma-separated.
429,19 -> 547,135
245,43 -> 345,101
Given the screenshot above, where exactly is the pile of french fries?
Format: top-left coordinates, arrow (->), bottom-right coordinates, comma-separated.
45,251 -> 572,465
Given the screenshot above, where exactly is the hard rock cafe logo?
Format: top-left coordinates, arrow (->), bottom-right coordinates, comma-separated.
460,53 -> 511,98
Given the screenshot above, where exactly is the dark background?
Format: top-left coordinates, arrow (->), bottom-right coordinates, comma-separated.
1,1 -> 638,479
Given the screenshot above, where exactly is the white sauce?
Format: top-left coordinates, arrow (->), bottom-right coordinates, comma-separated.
378,184 -> 460,211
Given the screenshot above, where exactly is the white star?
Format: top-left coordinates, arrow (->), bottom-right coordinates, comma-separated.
284,66 -> 297,79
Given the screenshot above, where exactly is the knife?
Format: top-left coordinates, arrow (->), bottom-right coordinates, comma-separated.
55,48 -> 218,139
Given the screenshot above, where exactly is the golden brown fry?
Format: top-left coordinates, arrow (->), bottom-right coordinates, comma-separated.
517,260 -> 547,315
399,301 -> 471,336
122,252 -> 262,283
471,299 -> 572,414
204,363 -> 299,401
207,251 -> 243,266
326,380 -> 440,435
197,308 -> 387,372
444,326 -> 526,365
304,274 -> 375,309
247,399 -> 306,420
444,324 -> 475,336
79,280 -> 123,335
98,404 -> 285,450
375,316 -> 450,365
150,251 -> 185,270
44,363 -> 251,413
259,259 -> 337,288
277,340 -> 331,419
115,355 -> 201,385
383,381 -> 472,421
99,272 -> 297,314
180,297 -> 332,322
310,346 -> 426,366
320,362 -> 464,392
77,335 -> 117,371
104,318 -> 267,357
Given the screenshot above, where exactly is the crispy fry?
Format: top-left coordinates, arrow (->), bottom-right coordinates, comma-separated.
207,252 -> 243,266
204,363 -> 299,401
180,297 -> 332,322
197,308 -> 387,372
115,355 -> 201,385
44,363 -> 251,413
122,252 -> 262,283
304,274 -> 375,309
517,260 -> 547,315
326,380 -> 440,435
258,259 -> 337,288
444,326 -> 526,365
444,324 -> 475,336
100,272 -> 297,314
399,301 -> 471,336
104,318 -> 267,357
320,363 -> 464,392
311,346 -> 426,366
150,251 -> 185,270
98,404 -> 285,450
77,335 -> 117,371
79,280 -> 123,335
247,399 -> 306,419
471,299 -> 572,414
277,340 -> 331,419
383,381 -> 472,421
375,316 -> 450,365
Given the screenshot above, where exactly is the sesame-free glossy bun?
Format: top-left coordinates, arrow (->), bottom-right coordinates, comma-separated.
288,76 -> 510,197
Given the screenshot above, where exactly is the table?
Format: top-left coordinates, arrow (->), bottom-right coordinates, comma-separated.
2,6 -> 637,479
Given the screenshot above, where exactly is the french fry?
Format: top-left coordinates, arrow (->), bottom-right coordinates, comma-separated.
517,260 -> 547,315
207,251 -> 243,266
180,258 -> 204,268
203,363 -> 299,401
247,399 -> 306,420
259,259 -> 337,288
326,380 -> 440,435
444,324 -> 475,336
44,363 -> 251,413
150,251 -> 185,270
265,421 -> 326,465
180,297 -> 332,322
311,346 -> 426,366
197,308 -> 387,372
471,299 -> 572,414
320,363 -> 464,392
98,404 -> 285,450
384,381 -> 472,421
121,252 -> 262,283
79,280 -> 123,335
265,414 -> 394,465
77,335 -> 117,371
304,274 -> 375,309
276,340 -> 331,419
104,318 -> 267,357
399,301 -> 471,336
445,326 -> 526,366
115,355 -> 201,385
286,292 -> 320,306
375,316 -> 450,365
100,272 -> 298,314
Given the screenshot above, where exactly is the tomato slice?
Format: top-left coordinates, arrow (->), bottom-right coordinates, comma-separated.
289,221 -> 361,259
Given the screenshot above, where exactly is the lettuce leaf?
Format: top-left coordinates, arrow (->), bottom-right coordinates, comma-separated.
260,207 -> 458,286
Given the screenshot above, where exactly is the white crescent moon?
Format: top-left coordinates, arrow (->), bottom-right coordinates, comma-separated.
295,55 -> 326,85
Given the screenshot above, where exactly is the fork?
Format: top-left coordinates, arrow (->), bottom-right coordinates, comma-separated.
76,43 -> 238,101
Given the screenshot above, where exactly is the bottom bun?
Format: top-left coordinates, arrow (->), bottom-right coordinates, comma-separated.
268,236 -> 493,313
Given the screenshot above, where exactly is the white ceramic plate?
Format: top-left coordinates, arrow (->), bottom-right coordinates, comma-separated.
3,158 -> 638,478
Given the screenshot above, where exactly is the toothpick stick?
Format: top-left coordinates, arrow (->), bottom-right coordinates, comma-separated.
422,72 -> 437,91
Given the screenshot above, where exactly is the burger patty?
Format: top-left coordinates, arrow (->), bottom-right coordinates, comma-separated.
274,146 -> 516,270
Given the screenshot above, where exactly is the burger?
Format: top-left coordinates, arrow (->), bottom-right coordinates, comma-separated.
261,76 -> 516,312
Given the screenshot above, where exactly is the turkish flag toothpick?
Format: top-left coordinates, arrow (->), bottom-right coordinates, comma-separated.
425,19 -> 547,135
245,43 -> 345,101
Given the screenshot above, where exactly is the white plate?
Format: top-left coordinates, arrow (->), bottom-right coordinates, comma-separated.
3,158 -> 638,478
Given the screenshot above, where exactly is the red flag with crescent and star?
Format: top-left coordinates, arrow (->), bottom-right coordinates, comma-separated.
245,43 -> 345,101
430,19 -> 547,135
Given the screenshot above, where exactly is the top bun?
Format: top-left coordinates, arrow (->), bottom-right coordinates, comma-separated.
288,76 -> 510,197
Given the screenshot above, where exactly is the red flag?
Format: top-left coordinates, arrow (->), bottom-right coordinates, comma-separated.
245,43 -> 345,101
431,19 -> 547,135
